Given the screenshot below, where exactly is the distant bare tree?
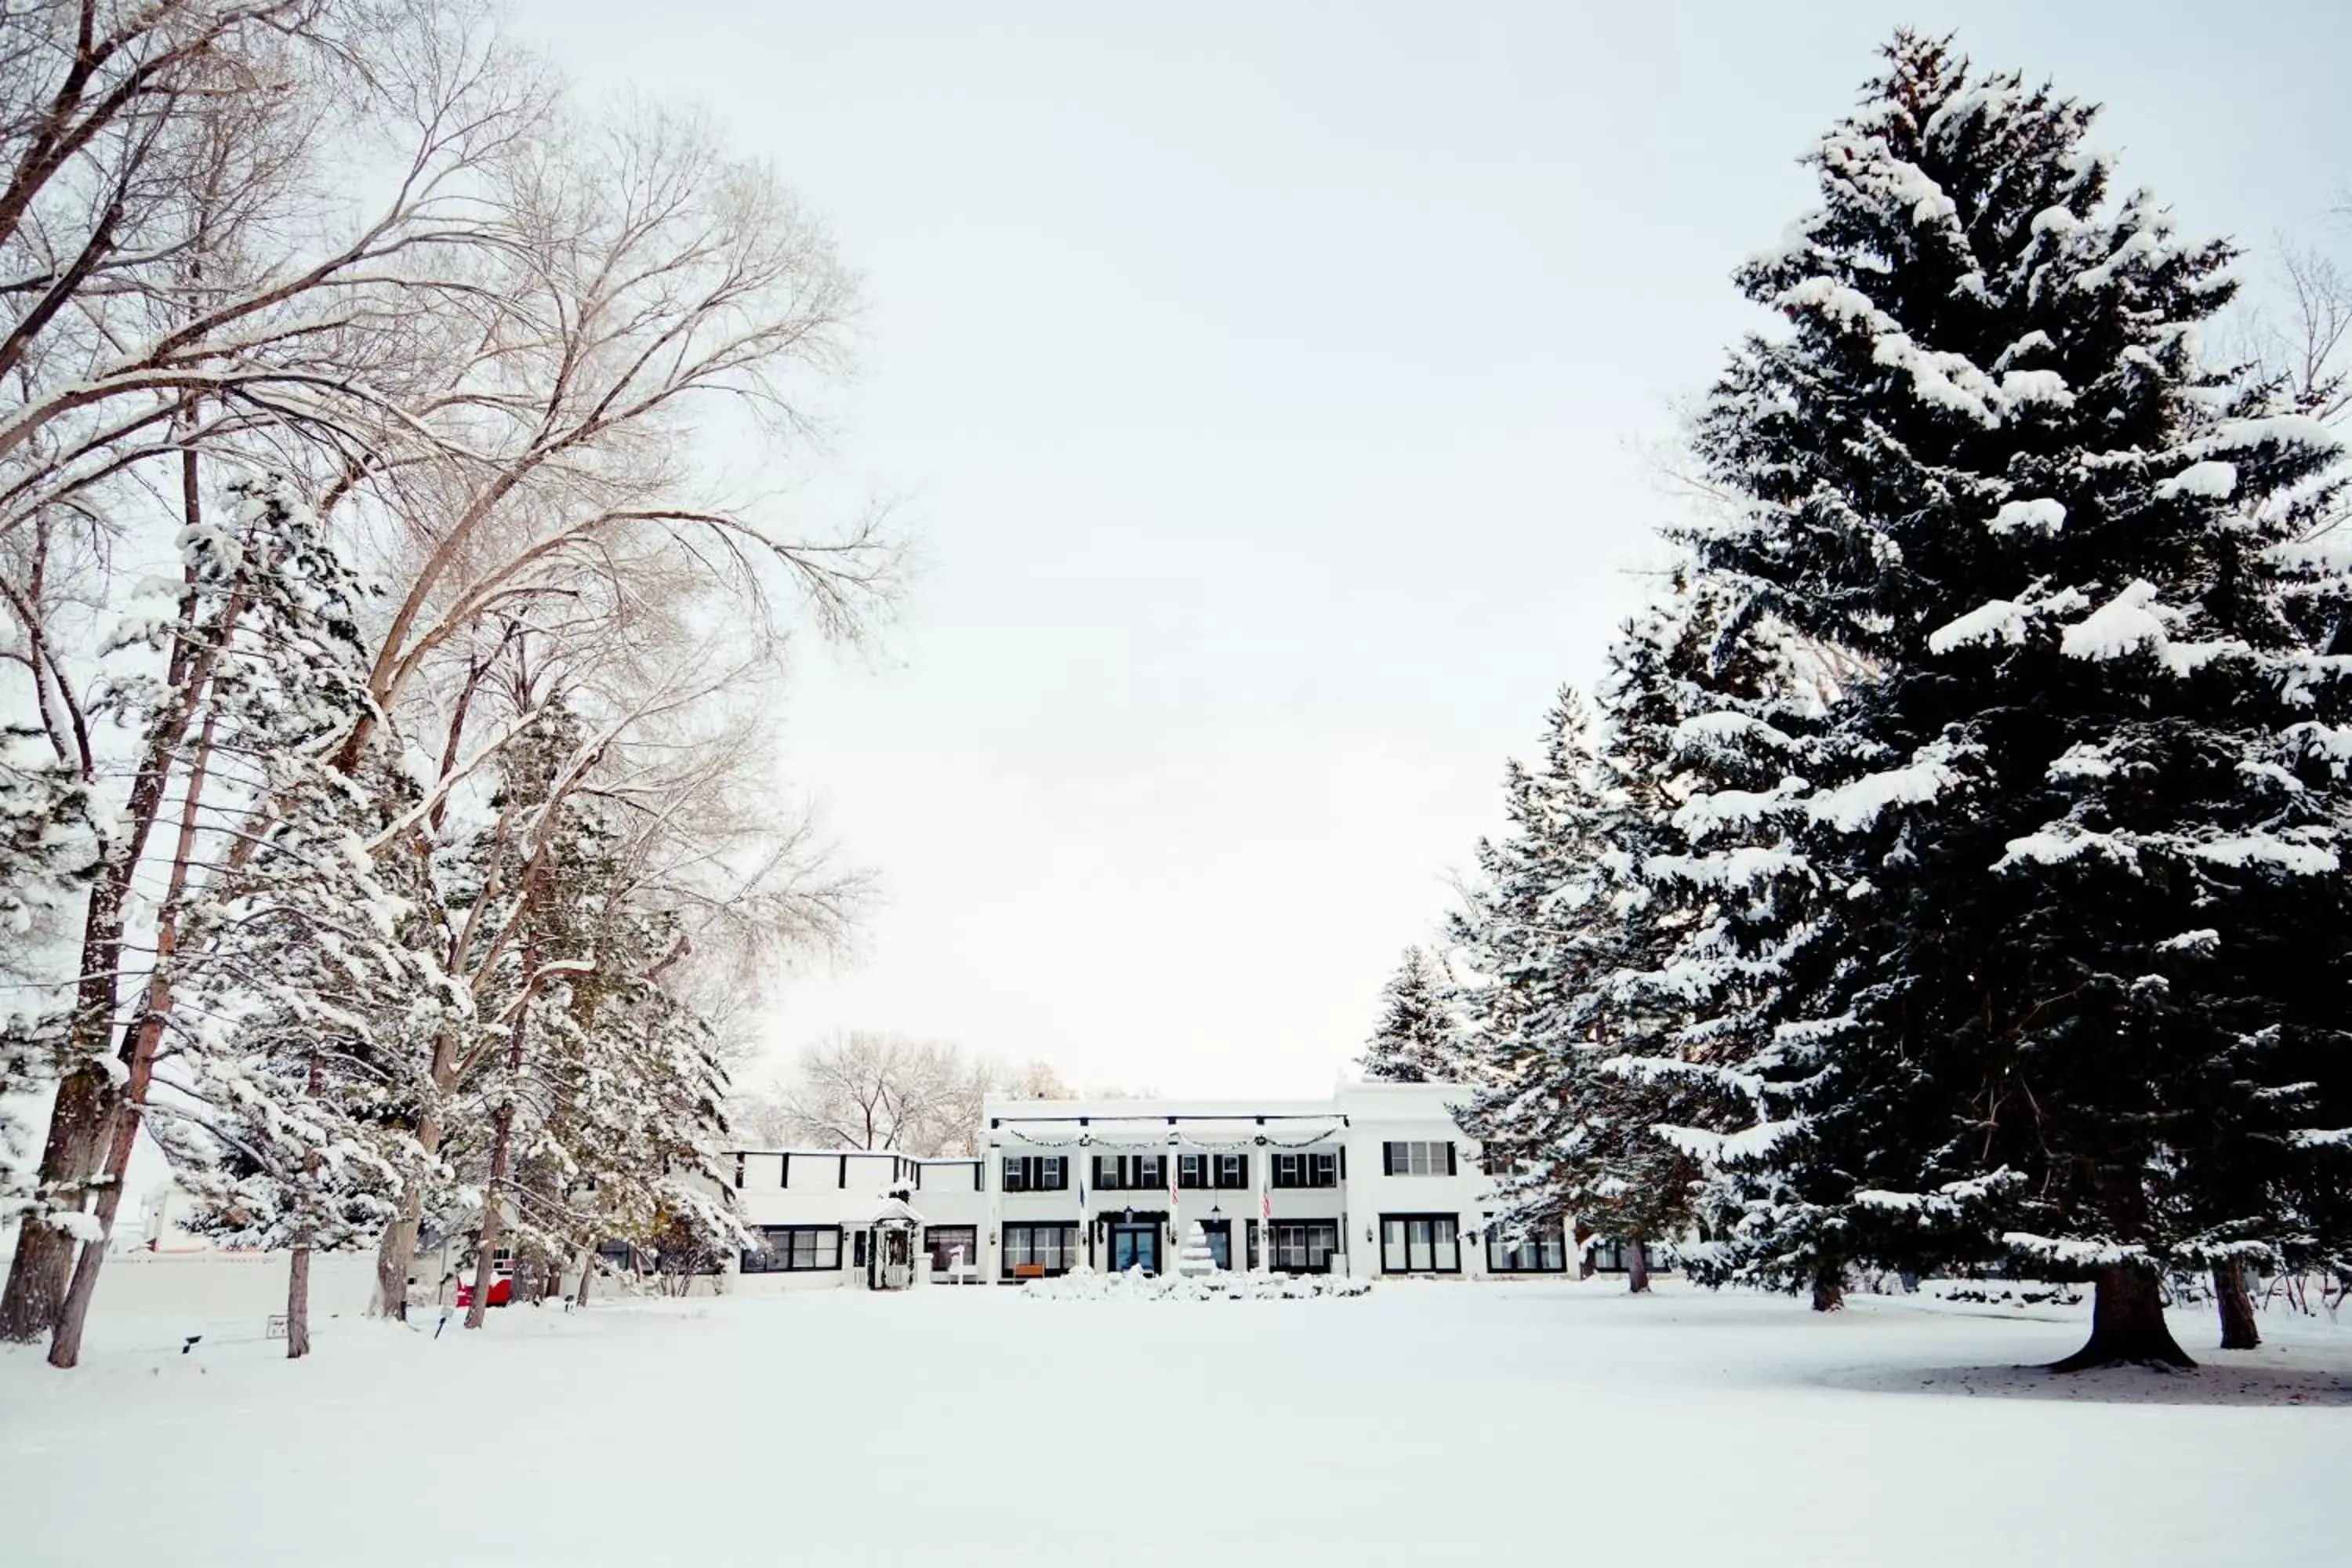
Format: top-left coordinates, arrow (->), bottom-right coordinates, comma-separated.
764,1032 -> 971,1154
2238,238 -> 2350,424
738,1040 -> 1086,1157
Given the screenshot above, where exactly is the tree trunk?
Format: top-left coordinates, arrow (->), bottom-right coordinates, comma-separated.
46,1109 -> 139,1367
465,1028 -> 529,1330
2,490 -> 242,1342
2212,1258 -> 2259,1351
286,1237 -> 313,1359
372,1183 -> 423,1321
2050,1264 -> 2198,1372
1812,1261 -> 1846,1313
369,1033 -> 456,1320
572,1247 -> 594,1307
1626,1241 -> 1650,1294
48,705 -> 219,1367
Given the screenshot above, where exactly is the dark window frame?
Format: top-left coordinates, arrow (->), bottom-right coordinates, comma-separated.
1000,1221 -> 1080,1281
924,1225 -> 979,1274
1591,1239 -> 1671,1275
1485,1218 -> 1569,1274
1382,1140 -> 1457,1178
741,1224 -> 843,1274
1268,1218 -> 1340,1274
1001,1155 -> 1068,1192
1270,1150 -> 1338,1189
1379,1212 -> 1465,1276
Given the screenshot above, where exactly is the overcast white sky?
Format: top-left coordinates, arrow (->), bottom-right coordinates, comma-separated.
511,1 -> 2349,1098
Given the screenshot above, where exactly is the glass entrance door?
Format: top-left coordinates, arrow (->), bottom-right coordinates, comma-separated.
1200,1220 -> 1232,1270
1109,1223 -> 1160,1274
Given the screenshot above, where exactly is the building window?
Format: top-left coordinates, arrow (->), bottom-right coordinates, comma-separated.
1486,1218 -> 1568,1274
1382,1141 -> 1455,1177
1380,1214 -> 1462,1274
1270,1151 -> 1338,1189
1179,1153 -> 1250,1189
924,1225 -> 978,1274
1001,1222 -> 1080,1280
1092,1154 -> 1166,1191
1269,1220 -> 1339,1274
1002,1155 -> 1067,1192
1592,1240 -> 1670,1275
742,1225 -> 841,1274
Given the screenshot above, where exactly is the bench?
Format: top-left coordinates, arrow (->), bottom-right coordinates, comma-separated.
1013,1263 -> 1046,1279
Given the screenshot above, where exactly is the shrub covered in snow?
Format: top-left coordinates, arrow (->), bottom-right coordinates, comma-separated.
1024,1266 -> 1372,1302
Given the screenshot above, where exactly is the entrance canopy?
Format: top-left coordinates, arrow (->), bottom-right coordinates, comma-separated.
858,1194 -> 928,1229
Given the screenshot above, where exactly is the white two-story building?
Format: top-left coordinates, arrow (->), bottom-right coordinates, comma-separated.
717,1080 -> 1574,1291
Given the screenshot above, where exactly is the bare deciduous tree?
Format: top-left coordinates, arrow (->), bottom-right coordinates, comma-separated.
2,1 -> 901,1356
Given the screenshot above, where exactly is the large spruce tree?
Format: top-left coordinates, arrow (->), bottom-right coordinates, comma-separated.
1452,693 -> 1624,1265
1360,947 -> 1463,1083
1683,34 -> 2351,1367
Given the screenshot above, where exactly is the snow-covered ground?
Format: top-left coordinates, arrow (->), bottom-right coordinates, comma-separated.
3,1279 -> 2346,1565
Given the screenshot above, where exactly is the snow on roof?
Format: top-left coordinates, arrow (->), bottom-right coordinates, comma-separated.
719,1146 -> 978,1161
858,1196 -> 927,1227
982,1096 -> 1341,1122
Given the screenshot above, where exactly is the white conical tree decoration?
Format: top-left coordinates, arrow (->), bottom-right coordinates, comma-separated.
1175,1221 -> 1220,1277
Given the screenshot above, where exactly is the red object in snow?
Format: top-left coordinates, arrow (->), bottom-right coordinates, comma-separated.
455,1274 -> 513,1308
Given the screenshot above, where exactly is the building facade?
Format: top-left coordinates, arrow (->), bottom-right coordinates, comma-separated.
718,1081 -> 1577,1291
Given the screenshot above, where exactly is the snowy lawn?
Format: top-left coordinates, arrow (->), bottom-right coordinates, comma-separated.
3,1279 -> 2347,1566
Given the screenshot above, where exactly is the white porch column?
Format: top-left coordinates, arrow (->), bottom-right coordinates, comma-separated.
1074,1137 -> 1091,1273
983,1134 -> 1002,1286
1254,1136 -> 1271,1279
1165,1128 -> 1180,1276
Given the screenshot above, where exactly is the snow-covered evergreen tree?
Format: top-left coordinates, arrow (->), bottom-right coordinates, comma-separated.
1455,689 -> 1706,1288
421,692 -> 747,1320
1579,580 -> 1827,1295
0,743 -> 97,1219
1678,33 -> 2352,1367
141,479 -> 431,1360
1359,947 -> 1464,1083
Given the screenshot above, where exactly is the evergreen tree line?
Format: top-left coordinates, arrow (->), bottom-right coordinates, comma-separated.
1365,33 -> 2352,1370
0,2 -> 893,1365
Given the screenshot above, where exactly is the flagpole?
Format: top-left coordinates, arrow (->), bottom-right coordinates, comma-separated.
1166,1129 -> 1179,1276
1256,1135 -> 1271,1282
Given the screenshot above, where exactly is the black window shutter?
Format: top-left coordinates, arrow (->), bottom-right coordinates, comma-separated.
1383,1142 -> 1399,1176
1336,1148 -> 1346,1181
1446,1143 -> 1457,1176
